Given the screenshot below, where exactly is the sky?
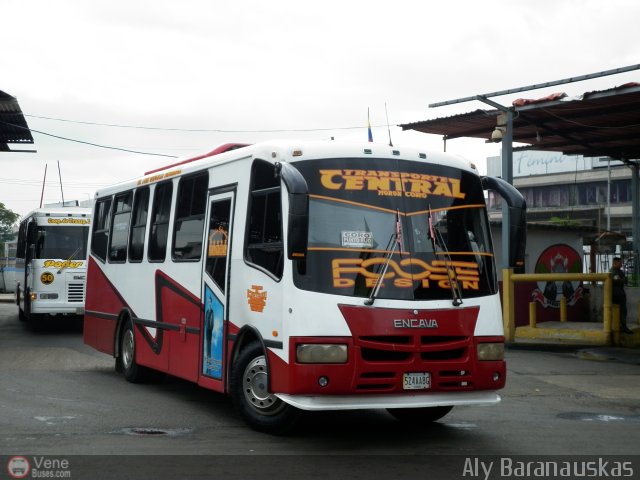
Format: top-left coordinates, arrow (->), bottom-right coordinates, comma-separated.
2,0 -> 639,218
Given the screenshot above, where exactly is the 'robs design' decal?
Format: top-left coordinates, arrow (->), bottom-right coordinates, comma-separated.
332,257 -> 480,290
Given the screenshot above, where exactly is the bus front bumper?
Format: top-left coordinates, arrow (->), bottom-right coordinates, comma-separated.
275,390 -> 501,411
31,305 -> 84,316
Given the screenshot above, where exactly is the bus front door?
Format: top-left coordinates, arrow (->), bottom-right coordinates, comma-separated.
21,220 -> 37,320
199,189 -> 235,391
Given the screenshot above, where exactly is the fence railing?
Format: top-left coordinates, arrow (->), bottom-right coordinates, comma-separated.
502,271 -> 614,343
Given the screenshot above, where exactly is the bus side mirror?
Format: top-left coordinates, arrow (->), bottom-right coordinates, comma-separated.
482,176 -> 527,273
25,221 -> 37,261
287,193 -> 309,260
277,162 -> 309,260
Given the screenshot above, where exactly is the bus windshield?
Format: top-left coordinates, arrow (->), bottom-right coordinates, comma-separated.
292,157 -> 496,301
35,226 -> 89,260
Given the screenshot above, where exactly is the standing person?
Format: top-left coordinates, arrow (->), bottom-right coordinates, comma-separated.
611,257 -> 632,334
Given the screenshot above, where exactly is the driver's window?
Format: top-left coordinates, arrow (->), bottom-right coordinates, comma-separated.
244,160 -> 283,279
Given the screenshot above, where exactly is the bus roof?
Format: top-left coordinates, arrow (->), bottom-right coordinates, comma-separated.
23,206 -> 92,219
144,143 -> 251,175
94,139 -> 478,198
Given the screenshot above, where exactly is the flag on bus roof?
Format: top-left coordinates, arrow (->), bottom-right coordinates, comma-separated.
367,108 -> 373,142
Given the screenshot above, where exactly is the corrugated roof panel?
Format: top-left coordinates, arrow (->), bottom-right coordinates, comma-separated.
0,90 -> 34,150
401,84 -> 640,161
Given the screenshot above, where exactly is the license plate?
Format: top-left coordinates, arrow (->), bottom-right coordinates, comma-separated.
403,372 -> 431,390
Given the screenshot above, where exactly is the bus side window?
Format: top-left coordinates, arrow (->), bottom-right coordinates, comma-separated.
206,198 -> 232,292
172,172 -> 209,261
108,191 -> 133,263
245,160 -> 283,279
148,181 -> 173,262
92,197 -> 113,263
129,187 -> 150,262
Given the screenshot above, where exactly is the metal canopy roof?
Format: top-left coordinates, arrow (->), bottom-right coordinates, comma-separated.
400,83 -> 640,161
0,90 -> 34,152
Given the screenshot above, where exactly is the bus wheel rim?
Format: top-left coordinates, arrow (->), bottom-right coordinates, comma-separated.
242,356 -> 279,412
122,328 -> 134,370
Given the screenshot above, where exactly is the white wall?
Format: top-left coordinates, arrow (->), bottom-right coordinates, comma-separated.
487,151 -> 622,178
491,225 -> 584,279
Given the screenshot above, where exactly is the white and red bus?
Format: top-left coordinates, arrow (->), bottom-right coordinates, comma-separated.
15,206 -> 91,326
83,140 -> 526,433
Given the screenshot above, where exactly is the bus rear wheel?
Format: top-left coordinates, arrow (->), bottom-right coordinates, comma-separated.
230,341 -> 300,434
387,405 -> 453,424
118,319 -> 152,383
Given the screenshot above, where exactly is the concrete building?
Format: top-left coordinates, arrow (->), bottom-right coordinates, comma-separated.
487,150 -> 633,274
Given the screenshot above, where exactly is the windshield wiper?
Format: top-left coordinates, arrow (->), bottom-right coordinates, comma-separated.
57,246 -> 82,274
365,210 -> 404,306
428,204 -> 463,307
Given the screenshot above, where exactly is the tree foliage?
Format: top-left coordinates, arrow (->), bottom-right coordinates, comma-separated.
0,202 -> 20,253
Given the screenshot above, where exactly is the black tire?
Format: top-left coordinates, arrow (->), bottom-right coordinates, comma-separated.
16,288 -> 27,322
387,405 -> 454,424
27,313 -> 43,332
118,318 -> 152,383
22,292 -> 43,331
18,288 -> 30,323
230,341 -> 301,434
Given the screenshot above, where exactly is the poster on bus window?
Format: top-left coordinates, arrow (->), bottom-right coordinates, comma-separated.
203,285 -> 224,379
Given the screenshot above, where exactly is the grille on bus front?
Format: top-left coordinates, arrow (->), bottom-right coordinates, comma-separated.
354,334 -> 472,392
67,283 -> 84,303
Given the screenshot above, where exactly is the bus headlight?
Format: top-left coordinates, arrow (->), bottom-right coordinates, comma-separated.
296,344 -> 347,364
40,293 -> 59,300
477,342 -> 504,361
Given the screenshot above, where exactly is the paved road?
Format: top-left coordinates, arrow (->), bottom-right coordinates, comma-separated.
0,300 -> 639,477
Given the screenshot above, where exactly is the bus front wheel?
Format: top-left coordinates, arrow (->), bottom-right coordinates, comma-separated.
230,341 -> 300,434
387,405 -> 453,424
17,288 -> 28,322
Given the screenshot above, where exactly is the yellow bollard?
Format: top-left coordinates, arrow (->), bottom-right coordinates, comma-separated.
502,268 -> 515,343
612,304 -> 620,346
560,296 -> 567,322
603,276 -> 612,335
529,302 -> 537,328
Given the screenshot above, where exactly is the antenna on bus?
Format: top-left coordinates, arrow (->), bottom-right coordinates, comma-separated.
385,102 -> 393,147
39,164 -> 48,208
57,161 -> 65,205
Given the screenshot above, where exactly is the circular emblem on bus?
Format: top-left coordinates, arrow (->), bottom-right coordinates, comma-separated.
41,271 -> 55,285
7,456 -> 30,479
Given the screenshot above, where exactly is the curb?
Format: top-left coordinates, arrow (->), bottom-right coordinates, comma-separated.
576,348 -> 640,365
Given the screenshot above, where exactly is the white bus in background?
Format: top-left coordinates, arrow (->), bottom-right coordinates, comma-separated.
15,206 -> 91,327
83,140 -> 526,433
